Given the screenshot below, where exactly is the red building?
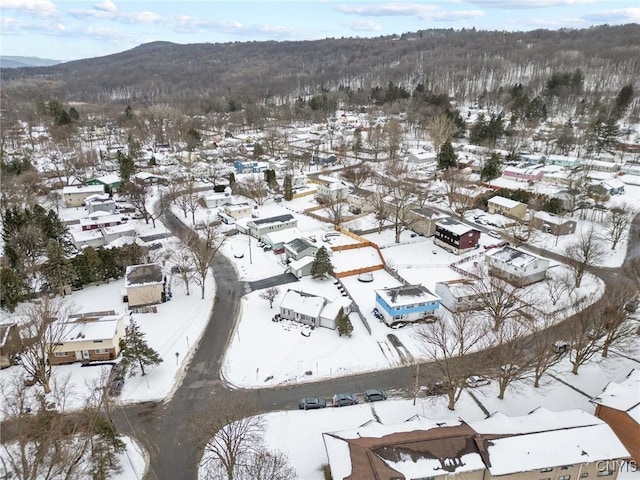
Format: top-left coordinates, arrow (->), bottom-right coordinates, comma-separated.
434,218 -> 480,254
80,212 -> 126,231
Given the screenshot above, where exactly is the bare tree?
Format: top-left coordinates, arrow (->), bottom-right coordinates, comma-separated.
322,190 -> 347,227
469,267 -> 530,331
414,310 -> 489,410
369,190 -> 391,234
625,257 -> 640,292
197,393 -> 265,480
564,226 -> 605,288
183,221 -> 226,299
440,168 -> 474,218
428,113 -> 456,155
242,449 -> 297,480
384,118 -> 404,163
17,297 -> 75,394
599,280 -> 637,357
169,243 -> 196,296
121,181 -> 151,224
522,315 -> 563,388
568,299 -> 604,375
544,269 -> 573,307
259,287 -> 280,309
0,370 -> 124,480
340,163 -> 373,188
235,175 -> 268,206
381,176 -> 425,243
488,318 -> 531,400
603,203 -> 635,250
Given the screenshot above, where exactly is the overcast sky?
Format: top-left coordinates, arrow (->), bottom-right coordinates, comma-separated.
1,0 -> 639,61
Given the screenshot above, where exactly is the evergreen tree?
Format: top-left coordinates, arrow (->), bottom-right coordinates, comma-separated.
613,84 -> 633,118
68,107 -> 79,121
185,128 -> 201,152
336,307 -> 353,337
283,174 -> 293,201
43,239 -> 76,294
311,246 -> 333,279
119,318 -> 163,377
0,267 -> 29,312
481,152 -> 503,182
352,130 -> 363,159
436,140 -> 457,170
117,151 -> 136,183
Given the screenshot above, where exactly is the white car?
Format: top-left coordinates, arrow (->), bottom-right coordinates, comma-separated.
466,375 -> 490,388
488,231 -> 501,239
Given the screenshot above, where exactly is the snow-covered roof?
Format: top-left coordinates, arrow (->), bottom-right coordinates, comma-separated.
91,174 -> 120,184
262,228 -> 302,246
250,213 -> 295,227
80,213 -> 124,226
591,369 -> 640,423
288,256 -> 315,270
280,289 -> 326,318
601,178 -> 625,189
71,228 -> 104,243
533,211 -> 575,225
435,279 -> 479,299
58,315 -> 124,343
486,246 -> 545,269
63,184 -> 105,195
375,284 -> 439,306
284,237 -> 316,254
488,196 -> 524,209
125,263 -> 163,287
436,218 -> 476,236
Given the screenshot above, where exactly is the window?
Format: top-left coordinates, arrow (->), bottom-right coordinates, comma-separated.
597,471 -> 613,477
561,466 -> 574,470
94,349 -> 109,354
540,468 -> 553,473
540,478 -> 551,480
93,340 -> 103,343
54,351 -> 68,357
558,475 -> 571,480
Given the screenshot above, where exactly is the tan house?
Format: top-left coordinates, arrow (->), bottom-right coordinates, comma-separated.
408,207 -> 450,237
223,203 -> 252,220
50,314 -> 126,365
487,196 -> 527,220
591,369 -> 640,463
323,408 -> 629,480
62,184 -> 106,207
125,263 -> 165,307
531,211 -> 577,236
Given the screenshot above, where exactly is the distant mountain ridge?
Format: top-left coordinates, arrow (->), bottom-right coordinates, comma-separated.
1,24 -> 639,105
0,56 -> 61,69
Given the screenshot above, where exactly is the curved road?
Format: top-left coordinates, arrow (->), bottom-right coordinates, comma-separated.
114,210 -> 640,479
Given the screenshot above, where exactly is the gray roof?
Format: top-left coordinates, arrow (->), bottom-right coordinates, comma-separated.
285,238 -> 317,254
125,263 -> 163,286
252,214 -> 294,226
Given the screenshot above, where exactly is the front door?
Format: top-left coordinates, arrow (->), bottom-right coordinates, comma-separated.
75,351 -> 83,361
82,350 -> 90,360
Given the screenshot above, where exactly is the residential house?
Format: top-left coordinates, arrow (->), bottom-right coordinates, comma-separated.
408,207 -> 449,237
0,323 -> 20,369
434,279 -> 483,312
287,256 -> 315,279
222,203 -> 252,221
87,174 -> 121,192
132,172 -> 169,186
545,154 -> 581,168
323,408 -> 630,480
63,184 -> 106,207
487,196 -> 527,220
80,212 -> 125,231
434,219 -> 481,254
233,159 -> 268,173
346,187 -> 376,214
261,228 -> 303,252
125,263 -> 165,307
591,369 -> 640,463
587,159 -> 620,173
374,284 -> 440,325
317,180 -> 350,203
621,163 -> 640,176
102,223 -> 137,245
85,194 -> 117,214
404,151 -> 437,166
531,211 -> 577,236
600,179 -> 626,196
49,314 -> 126,365
279,289 -> 351,330
71,228 -> 106,249
485,245 -> 550,286
291,174 -> 308,189
503,164 -> 545,182
202,191 -> 232,209
247,214 -> 297,239
284,238 -> 318,261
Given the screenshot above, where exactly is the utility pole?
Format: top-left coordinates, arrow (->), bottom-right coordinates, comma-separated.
413,362 -> 420,406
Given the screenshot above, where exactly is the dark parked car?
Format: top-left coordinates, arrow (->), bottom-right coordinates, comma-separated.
299,397 -> 326,410
332,393 -> 358,407
109,377 -> 125,396
364,389 -> 387,402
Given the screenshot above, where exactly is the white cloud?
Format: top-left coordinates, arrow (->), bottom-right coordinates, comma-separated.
94,0 -> 117,13
335,3 -> 483,21
466,0 -> 597,8
582,8 -> 640,23
69,7 -> 161,24
0,0 -> 58,17
170,15 -> 300,38
346,19 -> 383,32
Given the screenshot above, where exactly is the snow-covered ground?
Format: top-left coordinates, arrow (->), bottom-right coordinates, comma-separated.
205,345 -> 640,480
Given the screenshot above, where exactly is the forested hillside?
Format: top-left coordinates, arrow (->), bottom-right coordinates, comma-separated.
2,24 -> 639,111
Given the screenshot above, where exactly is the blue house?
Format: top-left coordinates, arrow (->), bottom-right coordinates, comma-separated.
233,160 -> 268,173
374,285 -> 441,326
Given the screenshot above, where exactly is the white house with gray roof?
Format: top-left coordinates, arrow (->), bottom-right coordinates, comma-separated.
485,245 -> 550,286
247,214 -> 297,239
279,289 -> 351,330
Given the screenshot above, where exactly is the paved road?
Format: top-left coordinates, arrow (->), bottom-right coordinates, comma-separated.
246,272 -> 299,292
103,210 -> 640,479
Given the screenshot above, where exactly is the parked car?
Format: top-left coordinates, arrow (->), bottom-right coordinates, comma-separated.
364,389 -> 387,402
488,231 -> 501,238
332,393 -> 358,407
109,377 -> 125,396
553,340 -> 570,354
466,375 -> 490,388
298,397 -> 327,410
